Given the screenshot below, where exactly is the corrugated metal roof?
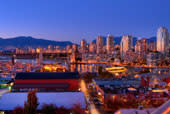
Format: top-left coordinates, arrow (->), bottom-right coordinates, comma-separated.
0,92 -> 86,110
15,72 -> 79,79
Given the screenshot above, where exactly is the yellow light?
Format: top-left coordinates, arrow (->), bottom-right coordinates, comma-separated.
128,88 -> 137,91
36,48 -> 40,53
105,66 -> 127,73
152,89 -> 164,92
98,92 -> 101,96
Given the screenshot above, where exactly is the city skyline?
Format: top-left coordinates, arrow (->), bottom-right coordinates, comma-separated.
0,0 -> 170,43
0,1 -> 170,114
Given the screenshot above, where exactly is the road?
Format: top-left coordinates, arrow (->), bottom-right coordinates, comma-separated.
80,80 -> 100,114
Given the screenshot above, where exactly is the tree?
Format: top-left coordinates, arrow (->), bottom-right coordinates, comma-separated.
10,107 -> 24,114
71,104 -> 85,114
41,104 -> 56,114
98,66 -> 103,75
83,72 -> 94,83
24,89 -> 39,114
98,71 -> 113,79
55,106 -> 70,114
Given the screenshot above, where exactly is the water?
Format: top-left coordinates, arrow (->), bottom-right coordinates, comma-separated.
0,56 -> 61,64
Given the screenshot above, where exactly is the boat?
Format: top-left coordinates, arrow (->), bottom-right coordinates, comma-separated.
105,66 -> 127,73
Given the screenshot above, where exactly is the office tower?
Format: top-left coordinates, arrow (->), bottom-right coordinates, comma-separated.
135,38 -> 147,60
80,39 -> 87,53
157,27 -> 169,55
120,35 -> 133,59
89,41 -> 96,53
96,36 -> 104,54
106,35 -> 114,54
148,41 -> 156,52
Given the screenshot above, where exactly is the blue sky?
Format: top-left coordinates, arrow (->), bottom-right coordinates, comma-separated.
0,0 -> 169,43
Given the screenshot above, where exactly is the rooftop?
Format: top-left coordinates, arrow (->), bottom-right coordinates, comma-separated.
15,72 -> 79,79
0,92 -> 86,110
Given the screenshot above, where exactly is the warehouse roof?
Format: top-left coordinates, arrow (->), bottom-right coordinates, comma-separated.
15,72 -> 79,79
0,92 -> 86,110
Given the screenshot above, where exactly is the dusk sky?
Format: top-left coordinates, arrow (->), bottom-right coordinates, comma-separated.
0,0 -> 170,43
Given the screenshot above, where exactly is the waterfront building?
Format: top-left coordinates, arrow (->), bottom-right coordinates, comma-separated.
16,48 -> 24,54
66,45 -> 72,53
89,41 -> 96,53
12,72 -> 80,92
36,48 -> 43,66
96,36 -> 104,54
27,46 -> 34,53
48,45 -> 54,51
80,39 -> 87,53
0,92 -> 86,112
106,34 -> 114,54
157,27 -> 169,55
120,35 -> 133,60
72,44 -> 78,53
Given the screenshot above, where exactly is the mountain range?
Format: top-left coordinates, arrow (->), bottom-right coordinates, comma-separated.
0,36 -> 73,50
0,36 -> 157,50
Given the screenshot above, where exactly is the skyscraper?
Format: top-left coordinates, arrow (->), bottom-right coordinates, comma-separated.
80,39 -> 87,53
120,35 -> 133,59
157,27 -> 169,54
72,44 -> 78,53
106,35 -> 114,54
148,41 -> 156,52
96,36 -> 104,54
135,38 -> 147,60
89,41 -> 96,53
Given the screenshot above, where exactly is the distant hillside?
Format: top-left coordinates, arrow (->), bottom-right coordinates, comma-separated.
93,36 -> 156,46
0,36 -> 73,50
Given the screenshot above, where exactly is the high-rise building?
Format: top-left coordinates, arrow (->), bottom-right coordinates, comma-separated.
120,35 -> 133,59
148,41 -> 156,52
147,52 -> 162,66
89,41 -> 96,53
106,35 -> 114,54
72,44 -> 78,53
96,36 -> 104,54
157,27 -> 169,55
16,48 -> 24,54
80,39 -> 87,53
135,38 -> 147,60
66,45 -> 72,53
124,50 -> 137,64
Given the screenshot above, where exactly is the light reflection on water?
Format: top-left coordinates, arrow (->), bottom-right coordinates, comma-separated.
70,63 -> 106,73
0,56 -> 62,64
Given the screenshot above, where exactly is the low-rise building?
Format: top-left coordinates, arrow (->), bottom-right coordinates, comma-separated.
12,72 -> 80,92
0,92 -> 86,113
